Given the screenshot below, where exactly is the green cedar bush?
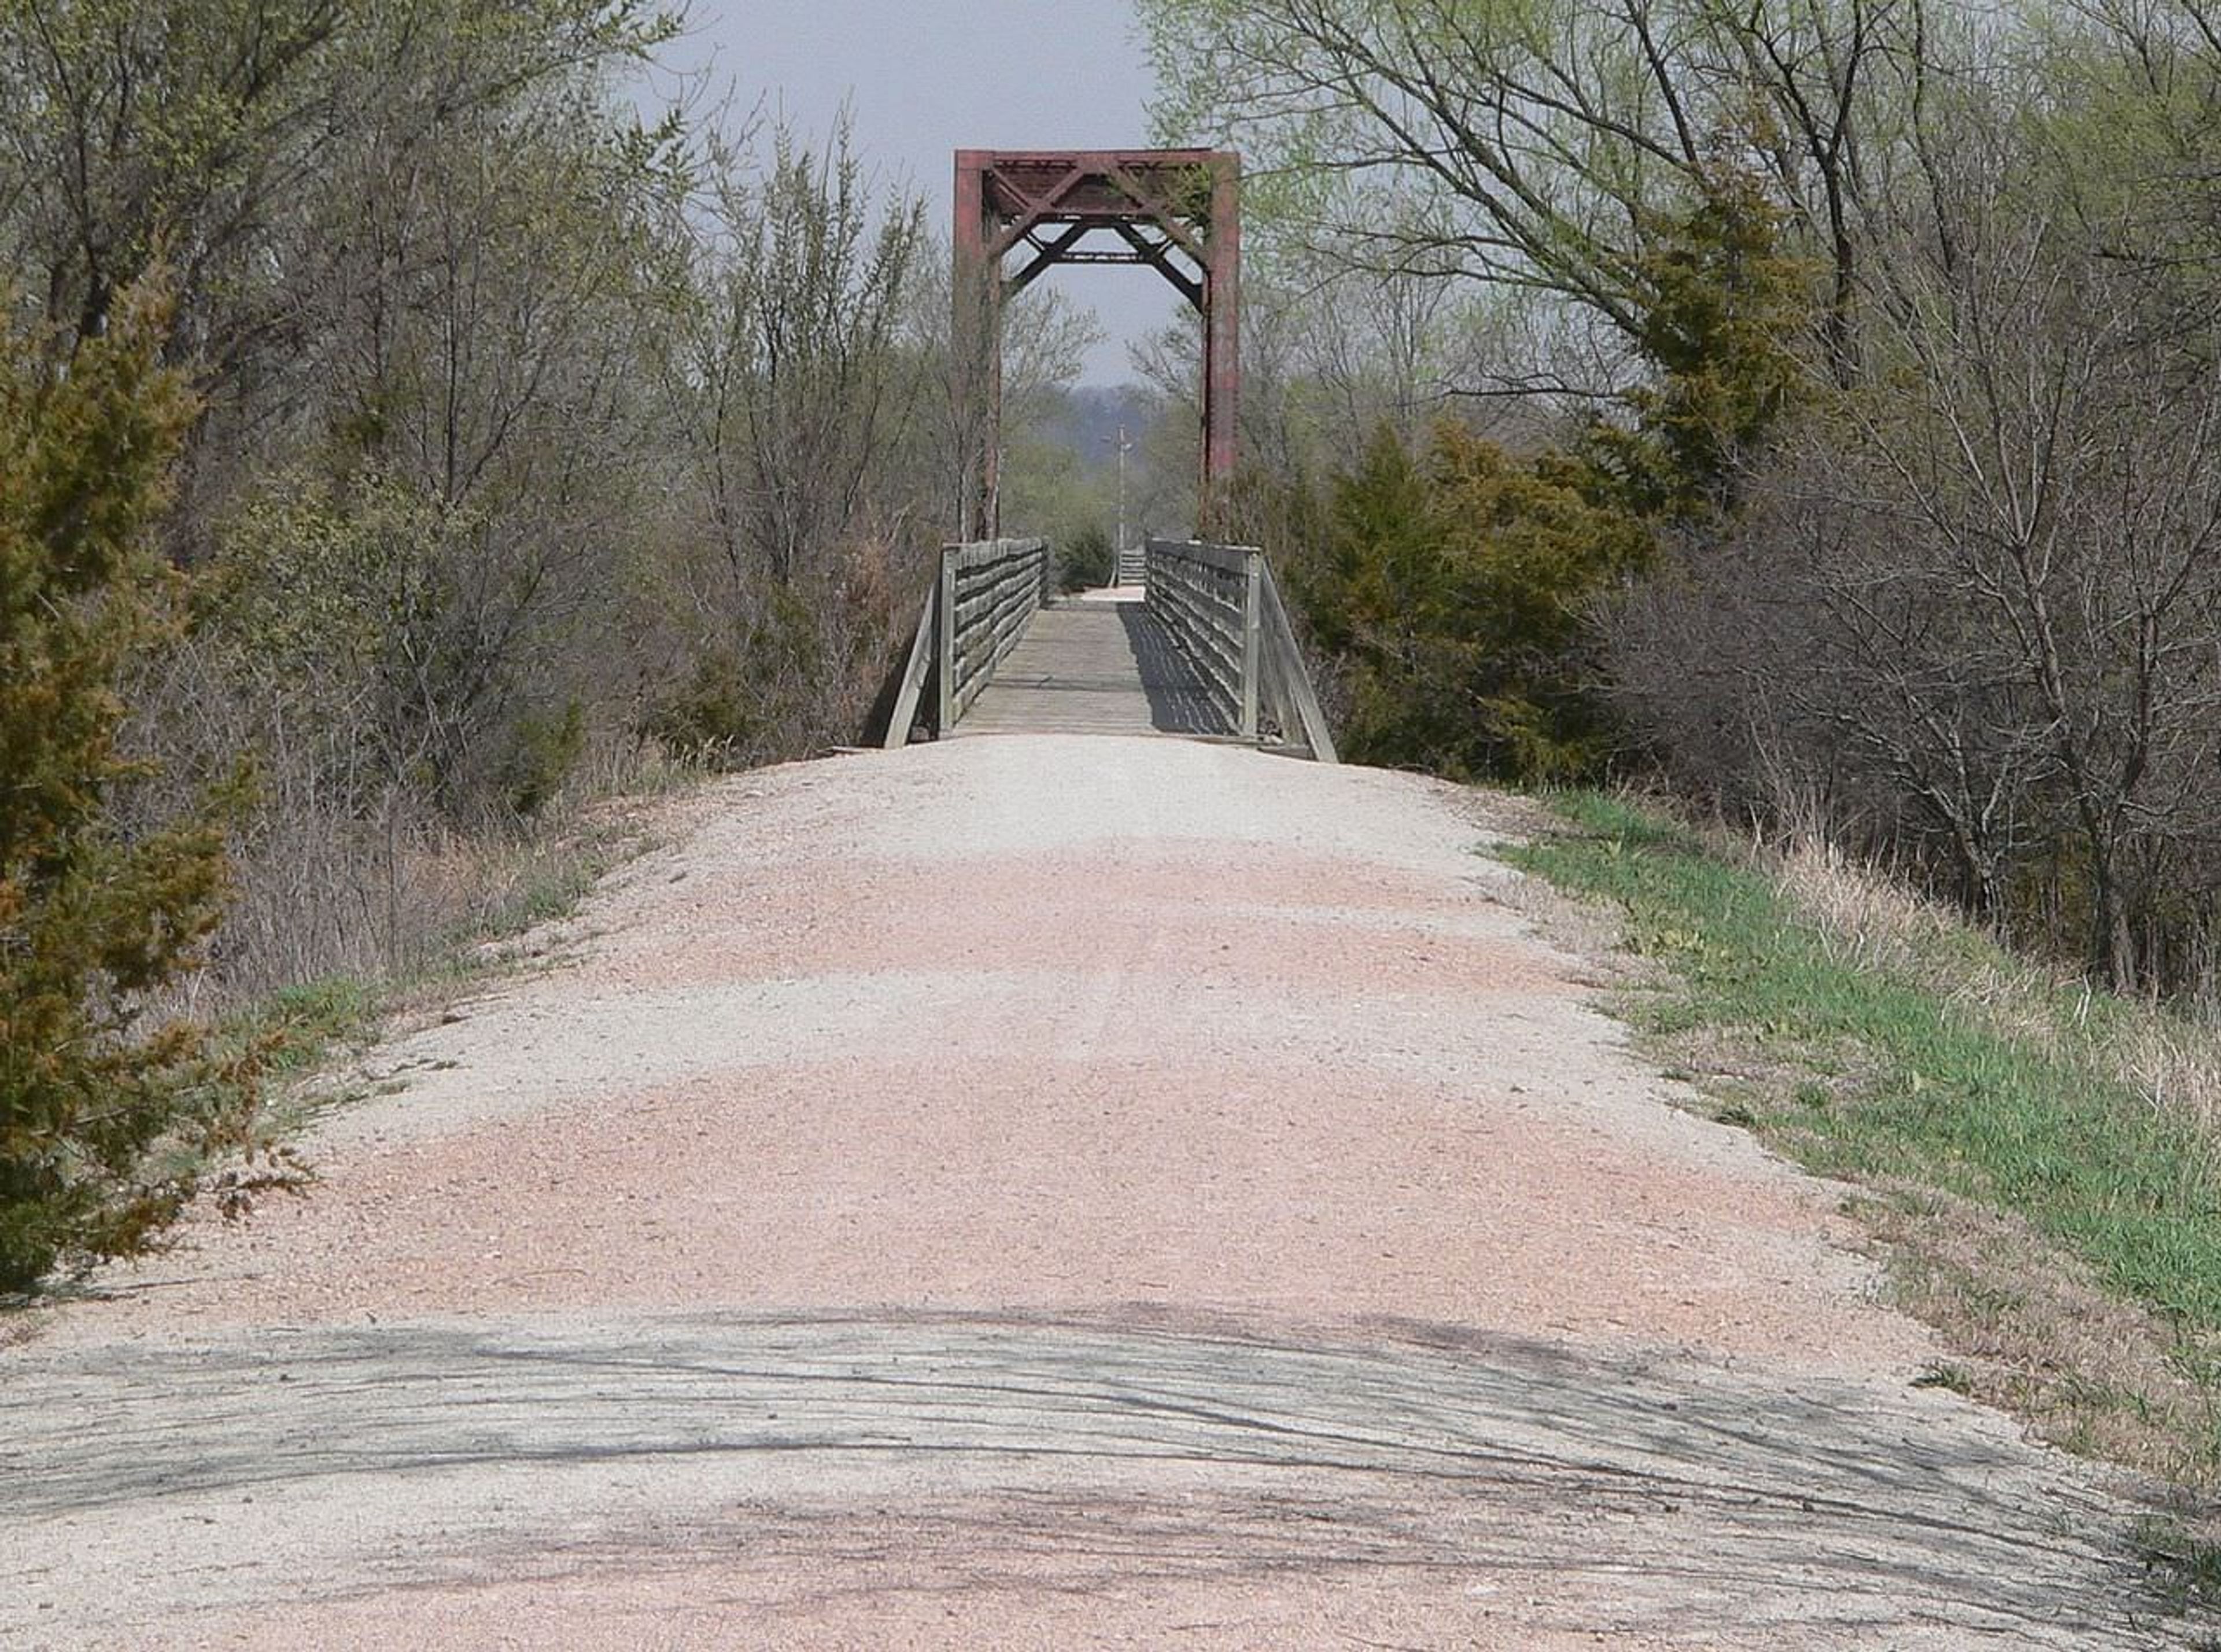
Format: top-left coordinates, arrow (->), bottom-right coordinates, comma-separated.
1282,159 -> 1806,785
1057,525 -> 1117,593
1590,159 -> 1810,519
1290,423 -> 1652,783
0,285 -> 248,1293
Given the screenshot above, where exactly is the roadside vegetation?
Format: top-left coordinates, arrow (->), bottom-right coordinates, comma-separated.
1143,0 -> 2221,1001
1134,0 -> 2221,1521
0,287 -> 242,1292
1511,792 -> 2221,1542
0,0 -> 1112,1290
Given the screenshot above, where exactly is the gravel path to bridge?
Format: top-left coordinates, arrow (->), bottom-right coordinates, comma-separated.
2,736 -> 2196,1647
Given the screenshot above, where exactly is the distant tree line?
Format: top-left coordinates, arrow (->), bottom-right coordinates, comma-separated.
1143,0 -> 2221,998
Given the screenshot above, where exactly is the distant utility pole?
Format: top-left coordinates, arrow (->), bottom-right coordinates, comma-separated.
1116,423 -> 1131,571
1104,423 -> 1134,584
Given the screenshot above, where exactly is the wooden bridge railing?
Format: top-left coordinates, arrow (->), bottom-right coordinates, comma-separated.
1145,539 -> 1338,763
884,537 -> 1050,747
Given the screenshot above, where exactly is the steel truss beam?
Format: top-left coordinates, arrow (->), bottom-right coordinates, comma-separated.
953,148 -> 1241,540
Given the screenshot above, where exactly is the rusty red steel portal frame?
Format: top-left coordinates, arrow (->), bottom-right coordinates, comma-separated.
954,148 -> 1241,540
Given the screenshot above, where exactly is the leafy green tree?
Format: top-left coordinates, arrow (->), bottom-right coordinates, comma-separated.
0,286 -> 246,1292
677,121 -> 926,592
1142,3 -> 1818,789
1140,0 -> 1898,386
0,0 -> 677,350
649,120 -> 939,765
1275,158 -> 1800,784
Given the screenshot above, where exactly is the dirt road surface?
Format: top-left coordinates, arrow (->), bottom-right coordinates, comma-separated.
2,736 -> 2197,1647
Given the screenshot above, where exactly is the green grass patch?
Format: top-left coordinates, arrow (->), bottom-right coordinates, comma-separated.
237,978 -> 382,1071
1507,791 -> 2221,1339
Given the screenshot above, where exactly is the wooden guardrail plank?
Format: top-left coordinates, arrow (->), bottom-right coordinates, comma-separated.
949,537 -> 1049,722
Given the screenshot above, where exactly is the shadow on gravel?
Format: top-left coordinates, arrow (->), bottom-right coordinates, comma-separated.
3,1306 -> 2193,1646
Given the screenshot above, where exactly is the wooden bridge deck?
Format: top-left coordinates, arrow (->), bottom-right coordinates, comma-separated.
955,595 -> 1224,738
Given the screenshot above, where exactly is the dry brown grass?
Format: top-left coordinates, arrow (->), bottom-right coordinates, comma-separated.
180,741 -> 695,1016
1773,835 -> 1962,974
2109,1016 -> 2221,1160
1859,1182 -> 2221,1485
1770,830 -> 2221,1168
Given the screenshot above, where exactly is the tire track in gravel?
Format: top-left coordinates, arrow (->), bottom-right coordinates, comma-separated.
4,1310 -> 2172,1647
1,736 -> 2202,1648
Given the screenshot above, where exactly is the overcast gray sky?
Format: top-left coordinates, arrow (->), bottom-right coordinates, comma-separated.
657,0 -> 1175,385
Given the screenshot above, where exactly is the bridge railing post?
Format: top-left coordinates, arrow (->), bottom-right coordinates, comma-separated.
1240,551 -> 1261,741
935,545 -> 958,736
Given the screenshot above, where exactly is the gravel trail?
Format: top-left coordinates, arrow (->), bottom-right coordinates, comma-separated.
2,736 -> 2196,1647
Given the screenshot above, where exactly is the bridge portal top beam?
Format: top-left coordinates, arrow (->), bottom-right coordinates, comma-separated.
958,148 -> 1230,231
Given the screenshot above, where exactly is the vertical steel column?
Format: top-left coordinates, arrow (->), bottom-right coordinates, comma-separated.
1200,154 -> 1242,537
952,152 -> 1001,542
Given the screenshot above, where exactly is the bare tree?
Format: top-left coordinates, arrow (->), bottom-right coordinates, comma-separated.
1614,140 -> 2221,988
1140,0 -> 1918,388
